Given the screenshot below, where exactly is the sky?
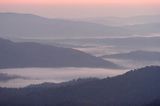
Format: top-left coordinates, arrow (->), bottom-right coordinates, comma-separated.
0,0 -> 160,18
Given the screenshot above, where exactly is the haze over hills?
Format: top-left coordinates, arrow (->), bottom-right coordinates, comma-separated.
0,13 -> 160,39
0,13 -> 126,38
1,0 -> 160,105
124,23 -> 160,35
102,50 -> 160,61
101,50 -> 160,69
0,73 -> 26,82
81,14 -> 160,26
97,36 -> 160,51
0,38 -> 121,69
0,66 -> 160,106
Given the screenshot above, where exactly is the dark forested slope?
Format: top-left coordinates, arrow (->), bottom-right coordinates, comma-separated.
0,66 -> 160,106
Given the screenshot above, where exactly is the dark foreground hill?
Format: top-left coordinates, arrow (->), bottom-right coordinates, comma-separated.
0,38 -> 120,68
0,66 -> 160,106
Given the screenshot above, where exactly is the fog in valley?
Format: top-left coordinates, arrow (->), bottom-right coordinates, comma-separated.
0,8 -> 160,105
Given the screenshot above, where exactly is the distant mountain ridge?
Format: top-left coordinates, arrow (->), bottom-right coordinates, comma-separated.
81,14 -> 160,26
124,22 -> 160,35
0,38 -> 121,69
0,66 -> 160,105
1,12 -> 160,39
101,50 -> 160,61
0,12 -> 125,38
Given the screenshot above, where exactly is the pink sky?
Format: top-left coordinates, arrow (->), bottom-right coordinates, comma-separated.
0,0 -> 160,18
1,0 -> 160,5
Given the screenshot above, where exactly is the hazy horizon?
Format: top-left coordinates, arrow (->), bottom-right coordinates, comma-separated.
1,0 -> 160,105
0,0 -> 160,19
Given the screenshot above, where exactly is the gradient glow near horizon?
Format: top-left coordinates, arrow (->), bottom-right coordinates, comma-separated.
1,0 -> 160,5
0,0 -> 160,18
